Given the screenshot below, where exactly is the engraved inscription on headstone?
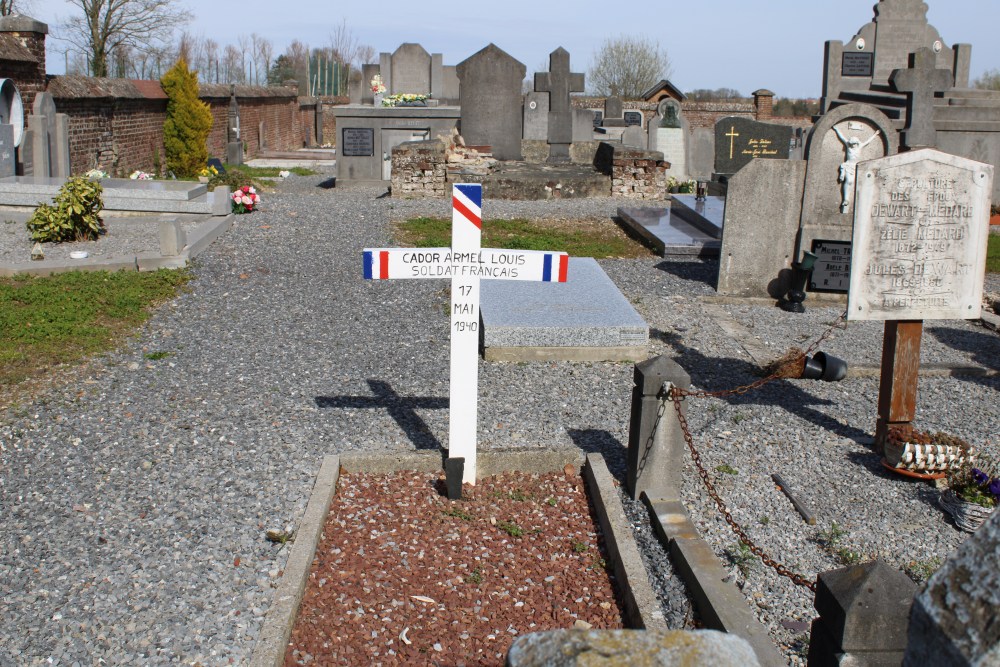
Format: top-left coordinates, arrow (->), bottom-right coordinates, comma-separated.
714,117 -> 792,176
341,128 -> 375,157
842,52 -> 875,77
809,240 -> 852,293
848,149 -> 993,321
624,111 -> 643,127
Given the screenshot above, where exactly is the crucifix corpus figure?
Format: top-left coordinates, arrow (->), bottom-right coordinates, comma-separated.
833,125 -> 880,213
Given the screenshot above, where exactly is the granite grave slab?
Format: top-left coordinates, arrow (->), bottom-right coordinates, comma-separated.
480,257 -> 648,361
616,206 -> 721,257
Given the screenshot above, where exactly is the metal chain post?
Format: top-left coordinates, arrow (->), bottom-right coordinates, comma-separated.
665,312 -> 847,592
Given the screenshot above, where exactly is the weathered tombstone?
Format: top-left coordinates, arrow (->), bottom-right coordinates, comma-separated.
534,47 -> 584,163
523,91 -> 549,140
623,111 -> 643,127
714,116 -> 793,178
621,125 -> 645,149
0,123 -> 14,178
390,43 -> 432,95
716,159 -> 807,298
648,99 -> 688,180
603,96 -> 625,127
456,43 -> 526,161
226,86 -> 243,166
891,47 -> 953,151
848,149 -> 992,453
689,127 -> 714,181
798,103 -> 897,256
904,509 -> 1000,665
52,113 -> 70,177
571,109 -> 594,143
29,91 -> 55,177
362,185 -> 569,483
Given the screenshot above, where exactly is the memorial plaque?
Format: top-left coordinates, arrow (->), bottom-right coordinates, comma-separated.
848,149 -> 993,321
341,128 -> 375,157
714,116 -> 792,176
842,52 -> 875,78
624,111 -> 643,127
809,240 -> 852,293
591,110 -> 603,128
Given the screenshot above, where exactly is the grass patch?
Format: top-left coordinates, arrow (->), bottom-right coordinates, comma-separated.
497,520 -> 524,538
988,233 -> 999,273
222,165 -> 317,177
395,216 -> 652,259
0,269 -> 191,388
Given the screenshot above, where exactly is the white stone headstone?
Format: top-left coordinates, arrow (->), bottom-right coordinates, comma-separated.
848,148 -> 993,321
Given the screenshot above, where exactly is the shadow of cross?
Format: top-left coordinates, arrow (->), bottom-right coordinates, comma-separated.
314,379 -> 448,451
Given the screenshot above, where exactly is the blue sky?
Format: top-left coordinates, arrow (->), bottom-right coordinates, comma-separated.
30,0 -> 1000,97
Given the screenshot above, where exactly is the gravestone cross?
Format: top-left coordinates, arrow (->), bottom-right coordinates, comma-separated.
534,47 -> 584,162
363,184 -> 569,484
868,49 -> 954,459
890,48 -> 953,150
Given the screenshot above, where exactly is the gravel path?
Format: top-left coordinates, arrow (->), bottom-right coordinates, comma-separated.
0,170 -> 997,665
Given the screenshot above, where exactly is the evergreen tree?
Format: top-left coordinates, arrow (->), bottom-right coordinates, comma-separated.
162,58 -> 213,177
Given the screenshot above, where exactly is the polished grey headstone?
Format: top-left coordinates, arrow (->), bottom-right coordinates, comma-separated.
617,206 -> 721,257
481,257 -> 648,350
670,194 -> 725,238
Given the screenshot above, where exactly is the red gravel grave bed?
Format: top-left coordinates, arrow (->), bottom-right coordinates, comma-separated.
285,468 -> 625,666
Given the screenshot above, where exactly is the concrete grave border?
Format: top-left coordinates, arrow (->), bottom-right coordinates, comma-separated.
0,213 -> 233,277
249,447 -> 667,667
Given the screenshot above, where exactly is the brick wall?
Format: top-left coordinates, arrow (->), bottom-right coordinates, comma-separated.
595,142 -> 668,201
47,77 -> 304,175
390,139 -> 447,198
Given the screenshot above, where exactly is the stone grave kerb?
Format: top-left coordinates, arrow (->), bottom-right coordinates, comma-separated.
891,47 -> 954,150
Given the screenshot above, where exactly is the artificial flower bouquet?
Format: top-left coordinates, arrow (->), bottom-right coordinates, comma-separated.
231,185 -> 260,214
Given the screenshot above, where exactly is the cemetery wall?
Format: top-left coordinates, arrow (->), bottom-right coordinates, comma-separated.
390,139 -> 447,197
46,77 -> 303,174
0,19 -> 48,119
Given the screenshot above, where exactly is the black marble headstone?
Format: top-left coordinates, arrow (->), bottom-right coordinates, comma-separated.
342,128 -> 375,157
624,111 -> 643,127
714,116 -> 793,176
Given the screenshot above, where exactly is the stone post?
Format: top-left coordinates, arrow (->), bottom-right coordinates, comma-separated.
626,355 -> 690,501
904,509 -> 1000,665
807,561 -> 916,666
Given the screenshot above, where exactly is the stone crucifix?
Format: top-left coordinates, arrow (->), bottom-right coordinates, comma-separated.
363,184 -> 569,484
833,125 -> 881,213
890,47 -> 953,150
534,47 -> 584,163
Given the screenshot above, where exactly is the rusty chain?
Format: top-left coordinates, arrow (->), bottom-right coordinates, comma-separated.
664,312 -> 848,592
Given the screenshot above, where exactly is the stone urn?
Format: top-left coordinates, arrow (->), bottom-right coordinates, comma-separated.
374,93 -> 384,108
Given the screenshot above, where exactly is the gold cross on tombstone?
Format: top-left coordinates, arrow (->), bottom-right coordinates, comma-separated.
726,126 -> 740,159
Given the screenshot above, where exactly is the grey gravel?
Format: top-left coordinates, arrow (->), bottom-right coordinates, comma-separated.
0,170 -> 997,666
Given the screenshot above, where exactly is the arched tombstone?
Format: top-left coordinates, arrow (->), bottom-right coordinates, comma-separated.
0,78 -> 22,178
648,98 -> 688,179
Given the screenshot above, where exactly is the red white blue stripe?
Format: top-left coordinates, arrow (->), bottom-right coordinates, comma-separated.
452,184 -> 482,230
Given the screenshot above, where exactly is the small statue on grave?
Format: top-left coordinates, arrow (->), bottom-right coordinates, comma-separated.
658,99 -> 681,129
833,125 -> 880,214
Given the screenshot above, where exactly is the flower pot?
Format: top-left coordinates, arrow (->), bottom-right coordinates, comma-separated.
373,94 -> 383,107
938,488 -> 994,533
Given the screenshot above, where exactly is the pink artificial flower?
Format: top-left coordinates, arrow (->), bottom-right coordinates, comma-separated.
242,196 -> 252,206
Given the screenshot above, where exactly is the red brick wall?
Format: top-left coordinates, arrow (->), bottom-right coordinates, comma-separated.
203,94 -> 302,157
54,90 -> 305,175
55,97 -> 167,175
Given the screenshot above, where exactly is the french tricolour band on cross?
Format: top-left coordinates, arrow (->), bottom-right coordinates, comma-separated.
363,184 -> 569,484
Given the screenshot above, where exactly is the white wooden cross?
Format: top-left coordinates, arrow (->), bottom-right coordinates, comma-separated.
363,184 -> 569,484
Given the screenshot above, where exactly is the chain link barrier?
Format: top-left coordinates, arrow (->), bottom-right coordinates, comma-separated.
665,312 -> 849,592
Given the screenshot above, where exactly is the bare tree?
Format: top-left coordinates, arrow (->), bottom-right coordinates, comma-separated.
974,68 -> 1000,91
237,33 -> 251,83
0,0 -> 33,16
329,20 -> 373,94
60,0 -> 192,78
587,35 -> 672,98
251,33 -> 273,86
222,44 -> 244,84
